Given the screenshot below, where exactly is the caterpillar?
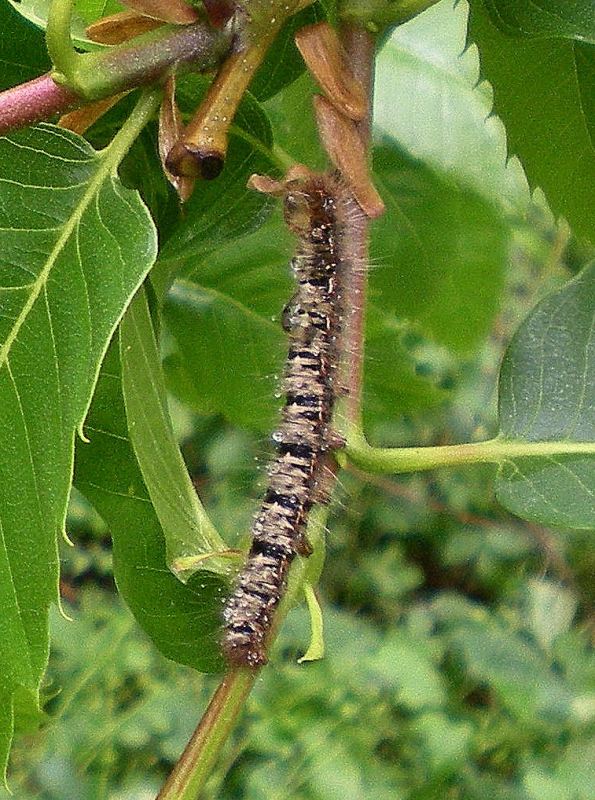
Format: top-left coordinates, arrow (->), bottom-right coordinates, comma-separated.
222,169 -> 353,668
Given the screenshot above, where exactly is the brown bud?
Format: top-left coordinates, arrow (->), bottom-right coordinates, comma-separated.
295,22 -> 366,122
314,95 -> 384,218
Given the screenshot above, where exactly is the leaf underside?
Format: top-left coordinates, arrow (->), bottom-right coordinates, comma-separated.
74,342 -> 227,674
496,263 -> 595,529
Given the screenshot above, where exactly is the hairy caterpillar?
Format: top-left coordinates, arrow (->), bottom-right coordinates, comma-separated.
222,170 -> 354,668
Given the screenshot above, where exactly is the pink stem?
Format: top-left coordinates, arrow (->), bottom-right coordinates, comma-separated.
0,74 -> 81,135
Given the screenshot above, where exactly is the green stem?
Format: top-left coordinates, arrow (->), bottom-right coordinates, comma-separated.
46,0 -> 78,81
74,22 -> 230,100
156,669 -> 257,800
100,88 -> 162,165
345,427 -> 595,474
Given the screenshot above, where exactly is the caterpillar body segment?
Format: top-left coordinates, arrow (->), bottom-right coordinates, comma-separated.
222,172 -> 353,668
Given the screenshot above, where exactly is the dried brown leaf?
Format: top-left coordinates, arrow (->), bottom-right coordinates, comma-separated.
121,0 -> 200,24
86,11 -> 162,44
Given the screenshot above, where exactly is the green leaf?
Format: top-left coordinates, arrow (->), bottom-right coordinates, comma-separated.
364,140 -> 509,426
411,712 -> 472,775
468,1 -> 595,242
448,619 -> 574,723
157,129 -> 279,268
120,289 -> 229,580
264,71 -> 327,170
163,212 -> 292,432
523,766 -> 573,800
371,144 -> 508,354
482,0 -> 595,43
0,119 -> 157,776
368,630 -> 446,710
495,262 -> 595,529
8,0 -> 123,46
0,0 -> 50,89
74,344 -> 227,674
374,0 -> 529,213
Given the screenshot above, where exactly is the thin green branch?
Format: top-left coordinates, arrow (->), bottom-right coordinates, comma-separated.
345,427 -> 595,474
156,670 -> 257,800
0,21 -> 230,135
46,0 -> 78,81
72,22 -> 230,100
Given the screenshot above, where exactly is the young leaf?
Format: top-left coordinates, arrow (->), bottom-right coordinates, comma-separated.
495,262 -> 595,529
75,344 -> 227,674
468,1 -> 595,242
0,119 -> 157,776
120,289 -> 229,580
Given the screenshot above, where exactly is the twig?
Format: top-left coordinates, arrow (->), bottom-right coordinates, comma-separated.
0,21 -> 230,135
338,24 -> 376,426
156,670 -> 256,800
0,75 -> 80,135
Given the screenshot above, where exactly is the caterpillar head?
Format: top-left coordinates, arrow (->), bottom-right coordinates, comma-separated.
248,167 -> 336,236
283,185 -> 316,236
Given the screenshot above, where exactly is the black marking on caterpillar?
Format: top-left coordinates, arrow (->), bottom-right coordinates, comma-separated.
222,172 -> 351,668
